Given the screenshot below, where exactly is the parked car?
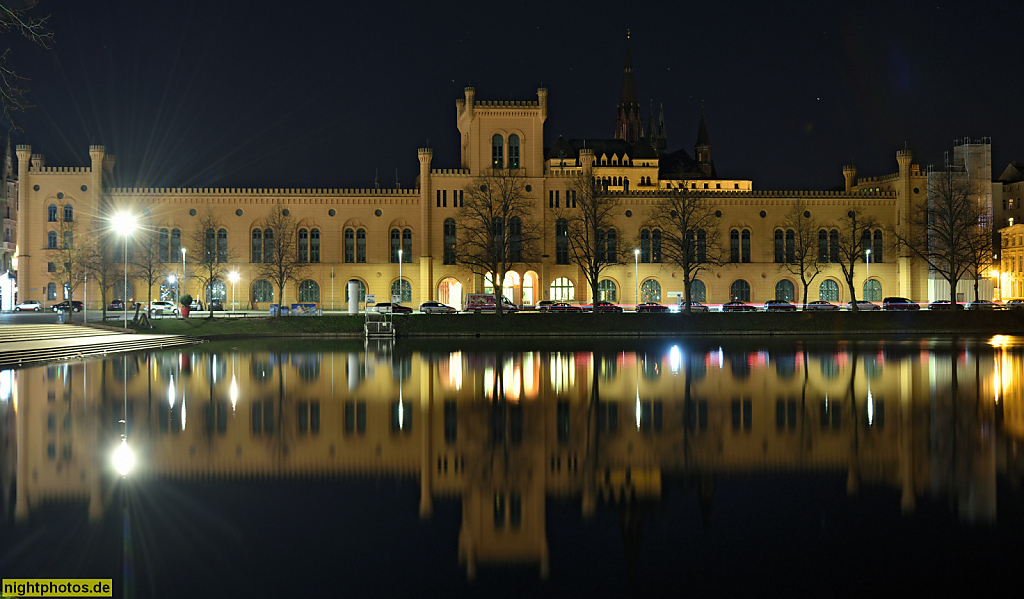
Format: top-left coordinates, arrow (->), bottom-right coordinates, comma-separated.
1005,299 -> 1024,310
149,301 -> 179,316
966,300 -> 999,310
369,302 -> 413,314
592,301 -> 624,313
419,301 -> 456,314
536,300 -> 559,312
927,300 -> 957,310
847,301 -> 880,311
14,300 -> 42,312
882,297 -> 920,311
804,301 -> 839,311
545,301 -> 583,313
680,301 -> 709,313
51,300 -> 84,312
722,301 -> 757,312
108,299 -> 125,311
209,299 -> 224,311
764,300 -> 797,312
636,302 -> 669,313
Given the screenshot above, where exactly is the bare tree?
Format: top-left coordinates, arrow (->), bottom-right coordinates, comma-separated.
644,188 -> 726,313
252,204 -> 308,315
130,226 -> 164,308
0,1 -> 53,125
557,171 -> 620,310
835,208 -> 879,307
889,169 -> 981,307
779,201 -> 824,307
456,168 -> 541,316
45,214 -> 87,313
84,228 -> 122,321
187,208 -> 233,318
963,214 -> 995,302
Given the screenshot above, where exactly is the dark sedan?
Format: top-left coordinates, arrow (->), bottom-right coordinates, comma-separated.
52,300 -> 84,312
636,302 -> 669,313
546,301 -> 583,312
722,301 -> 756,312
370,302 -> 413,314
882,297 -> 920,311
419,301 -> 456,314
592,301 -> 623,313
764,300 -> 797,312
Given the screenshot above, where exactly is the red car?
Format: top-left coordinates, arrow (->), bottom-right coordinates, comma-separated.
592,301 -> 624,313
546,301 -> 583,312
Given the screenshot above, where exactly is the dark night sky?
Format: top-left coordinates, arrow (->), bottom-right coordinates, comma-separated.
4,1 -> 1019,192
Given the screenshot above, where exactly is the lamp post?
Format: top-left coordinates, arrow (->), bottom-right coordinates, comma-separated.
180,247 -> 187,302
634,248 -> 640,309
865,248 -> 871,298
398,248 -> 403,304
229,271 -> 239,312
113,212 -> 137,328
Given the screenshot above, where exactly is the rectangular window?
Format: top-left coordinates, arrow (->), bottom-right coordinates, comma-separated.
47,262 -> 55,272
345,229 -> 355,263
356,229 -> 367,263
549,191 -> 554,208
556,400 -> 570,443
443,190 -> 447,207
444,400 -> 457,444
555,190 -> 560,208
344,400 -> 367,434
436,189 -> 441,207
731,398 -> 752,430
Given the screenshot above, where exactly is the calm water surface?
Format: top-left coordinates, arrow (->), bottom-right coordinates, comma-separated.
2,336 -> 1023,598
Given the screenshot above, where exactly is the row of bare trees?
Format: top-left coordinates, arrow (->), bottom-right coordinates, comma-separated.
452,167 -> 993,315
46,205 -> 306,319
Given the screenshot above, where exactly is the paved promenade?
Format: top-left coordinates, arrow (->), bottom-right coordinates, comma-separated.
0,324 -> 203,368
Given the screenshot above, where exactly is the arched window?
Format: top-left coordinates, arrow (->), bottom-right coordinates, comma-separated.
819,279 -> 839,301
310,228 -> 320,263
774,230 -> 784,263
696,229 -> 707,263
299,228 -> 309,262
207,280 -> 227,302
606,229 -> 617,263
550,277 -> 575,301
63,204 -> 73,222
402,229 -> 412,261
872,230 -> 883,263
159,228 -> 170,262
741,229 -> 751,263
344,228 -> 355,263
356,229 -> 366,263
863,279 -> 882,302
171,229 -> 181,258
390,279 -> 411,303
730,279 -> 750,302
829,230 -> 839,263
299,280 -> 320,302
775,280 -> 795,302
785,229 -> 795,263
47,282 -> 57,300
508,134 -> 520,169
492,134 -> 504,169
252,229 -> 263,263
652,229 -> 662,263
640,279 -> 662,303
113,280 -> 135,302
690,280 -> 707,302
730,229 -> 740,263
509,217 -> 522,261
818,229 -> 829,262
345,279 -> 366,302
640,229 -> 651,263
217,228 -> 227,263
252,280 -> 274,303
443,218 -> 457,265
47,204 -> 57,222
205,228 -> 216,261
861,229 -> 872,261
390,228 -> 400,263
597,229 -> 606,263
263,228 -> 274,262
597,279 -> 617,302
555,218 -> 568,264
47,231 -> 57,249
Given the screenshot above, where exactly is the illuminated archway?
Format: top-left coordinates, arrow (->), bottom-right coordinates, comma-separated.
437,277 -> 463,310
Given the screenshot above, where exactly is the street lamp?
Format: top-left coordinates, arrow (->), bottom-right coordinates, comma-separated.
180,247 -> 187,302
112,212 -> 137,328
398,248 -> 403,304
865,248 -> 871,298
634,248 -> 640,309
229,271 -> 239,312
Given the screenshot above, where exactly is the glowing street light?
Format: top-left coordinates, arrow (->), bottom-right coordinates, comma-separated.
398,248 -> 403,304
181,247 -> 187,301
229,271 -> 239,312
866,248 -> 871,287
634,248 -> 640,309
112,212 -> 138,328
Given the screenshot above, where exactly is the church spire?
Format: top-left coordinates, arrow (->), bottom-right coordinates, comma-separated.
695,105 -> 714,177
614,30 -> 643,145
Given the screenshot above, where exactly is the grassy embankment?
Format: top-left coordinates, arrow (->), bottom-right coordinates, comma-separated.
129,309 -> 1024,340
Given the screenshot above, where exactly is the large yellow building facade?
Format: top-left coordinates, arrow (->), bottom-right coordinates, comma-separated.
12,64 -> 1000,311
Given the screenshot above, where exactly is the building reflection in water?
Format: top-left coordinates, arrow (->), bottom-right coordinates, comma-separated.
2,336 -> 1023,581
